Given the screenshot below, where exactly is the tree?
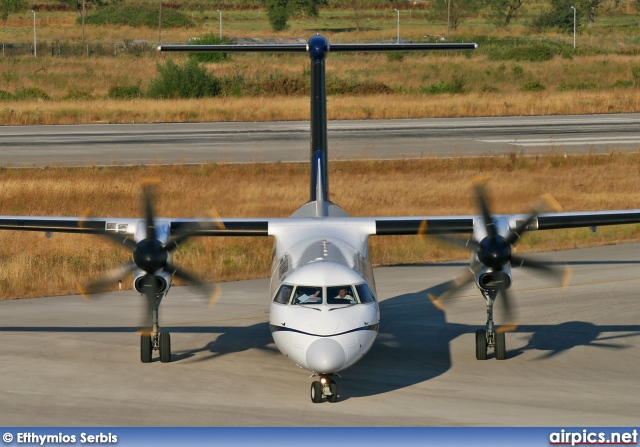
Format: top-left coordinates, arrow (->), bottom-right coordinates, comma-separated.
265,0 -> 327,32
582,0 -> 606,23
532,0 -> 580,32
532,0 -> 612,31
349,0 -> 367,32
489,0 -> 526,28
267,0 -> 289,31
430,0 -> 481,32
1,0 -> 27,22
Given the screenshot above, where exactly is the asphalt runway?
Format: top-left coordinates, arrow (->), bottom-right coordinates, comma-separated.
1,114 -> 640,166
1,243 -> 638,426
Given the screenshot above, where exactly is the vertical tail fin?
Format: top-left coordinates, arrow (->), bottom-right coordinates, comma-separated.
308,35 -> 329,203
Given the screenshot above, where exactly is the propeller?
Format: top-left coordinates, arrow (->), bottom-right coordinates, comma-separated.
78,181 -> 223,330
428,179 -> 571,330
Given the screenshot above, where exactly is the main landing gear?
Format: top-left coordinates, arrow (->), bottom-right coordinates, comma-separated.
140,292 -> 172,363
310,375 -> 338,403
475,290 -> 507,361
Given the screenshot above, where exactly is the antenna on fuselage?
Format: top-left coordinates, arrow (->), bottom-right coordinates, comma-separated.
159,37 -> 477,204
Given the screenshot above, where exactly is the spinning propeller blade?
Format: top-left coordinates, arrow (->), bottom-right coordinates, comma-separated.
429,180 -> 570,328
78,183 -> 221,311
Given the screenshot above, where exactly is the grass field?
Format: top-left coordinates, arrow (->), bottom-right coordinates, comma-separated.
1,3 -> 640,124
1,3 -> 640,300
1,151 -> 639,300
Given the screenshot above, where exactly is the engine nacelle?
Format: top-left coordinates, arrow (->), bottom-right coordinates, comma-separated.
134,271 -> 171,295
476,269 -> 512,292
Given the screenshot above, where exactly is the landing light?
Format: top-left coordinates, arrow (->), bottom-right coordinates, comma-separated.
320,377 -> 327,384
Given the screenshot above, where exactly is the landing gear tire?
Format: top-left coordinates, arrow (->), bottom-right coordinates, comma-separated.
475,329 -> 487,360
141,333 -> 152,363
328,382 -> 338,403
495,330 -> 506,360
310,381 -> 322,403
159,331 -> 172,363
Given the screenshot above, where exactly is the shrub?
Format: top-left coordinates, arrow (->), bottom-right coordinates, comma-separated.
13,87 -> 49,100
0,90 -> 13,100
267,0 -> 290,32
480,85 -> 499,93
63,88 -> 94,100
614,80 -> 633,88
558,81 -> 597,91
188,34 -> 230,63
420,75 -> 466,94
632,66 -> 640,86
255,74 -> 308,96
83,6 -> 195,28
386,51 -> 404,62
487,44 -> 555,62
148,59 -> 221,99
220,74 -> 246,97
107,82 -> 142,99
327,75 -> 391,95
520,81 -> 546,92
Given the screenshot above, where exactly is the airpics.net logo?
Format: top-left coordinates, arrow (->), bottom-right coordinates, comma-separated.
549,429 -> 638,446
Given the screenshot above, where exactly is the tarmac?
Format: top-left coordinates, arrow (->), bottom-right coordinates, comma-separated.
1,243 -> 638,426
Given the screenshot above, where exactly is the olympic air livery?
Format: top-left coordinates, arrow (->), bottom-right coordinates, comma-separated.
2,35 -> 640,403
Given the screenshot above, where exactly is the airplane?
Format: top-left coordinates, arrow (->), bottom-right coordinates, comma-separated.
2,34 -> 640,404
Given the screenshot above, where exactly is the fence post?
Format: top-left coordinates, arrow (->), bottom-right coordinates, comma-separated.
86,43 -> 89,58
58,41 -> 60,56
114,42 -> 116,57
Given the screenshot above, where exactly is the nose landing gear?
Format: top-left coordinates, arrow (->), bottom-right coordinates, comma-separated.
310,375 -> 337,403
140,292 -> 172,363
476,290 -> 507,360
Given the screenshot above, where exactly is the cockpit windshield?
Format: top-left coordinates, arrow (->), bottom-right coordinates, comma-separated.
292,286 -> 323,304
326,286 -> 357,305
273,283 -> 377,305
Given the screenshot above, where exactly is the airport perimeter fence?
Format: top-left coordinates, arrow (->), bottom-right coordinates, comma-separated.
0,40 -> 156,58
2,35 -> 640,58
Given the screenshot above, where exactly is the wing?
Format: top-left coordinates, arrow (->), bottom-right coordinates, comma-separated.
372,210 -> 640,236
0,216 -> 271,237
2,209 -> 640,237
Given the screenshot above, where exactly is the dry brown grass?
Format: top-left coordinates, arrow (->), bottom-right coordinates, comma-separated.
1,152 -> 640,300
2,50 -> 640,124
2,90 -> 640,125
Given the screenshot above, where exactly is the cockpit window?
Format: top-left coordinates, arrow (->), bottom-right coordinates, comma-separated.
292,286 -> 323,304
355,284 -> 376,303
327,286 -> 358,305
273,284 -> 294,304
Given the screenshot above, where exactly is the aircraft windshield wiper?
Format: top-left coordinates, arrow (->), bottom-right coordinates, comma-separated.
294,305 -> 321,311
329,304 -> 357,311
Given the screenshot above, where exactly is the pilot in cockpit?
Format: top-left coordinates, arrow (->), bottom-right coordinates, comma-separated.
335,288 -> 354,302
307,290 -> 322,303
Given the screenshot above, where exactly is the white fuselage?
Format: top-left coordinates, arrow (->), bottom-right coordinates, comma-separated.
267,207 -> 380,374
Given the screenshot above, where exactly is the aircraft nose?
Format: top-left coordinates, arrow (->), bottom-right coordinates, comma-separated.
306,338 -> 346,373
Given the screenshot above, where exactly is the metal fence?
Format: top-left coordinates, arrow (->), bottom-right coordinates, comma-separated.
2,36 -> 640,58
0,40 -> 157,58
479,35 -> 640,53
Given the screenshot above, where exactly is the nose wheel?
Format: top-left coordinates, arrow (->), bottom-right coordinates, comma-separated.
310,376 -> 337,403
140,294 -> 172,363
476,290 -> 507,360
139,331 -> 172,363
